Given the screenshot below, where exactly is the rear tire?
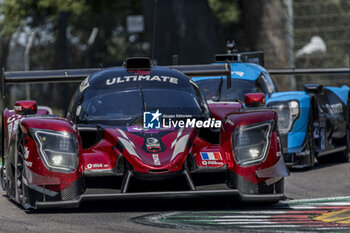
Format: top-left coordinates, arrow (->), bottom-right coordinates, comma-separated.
317,103 -> 350,163
334,149 -> 349,162
334,127 -> 350,162
338,98 -> 350,162
317,148 -> 349,164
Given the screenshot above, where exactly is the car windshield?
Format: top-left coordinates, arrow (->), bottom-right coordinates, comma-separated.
79,88 -> 206,124
195,78 -> 261,101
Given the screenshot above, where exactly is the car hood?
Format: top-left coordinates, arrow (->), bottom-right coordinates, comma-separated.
103,126 -> 196,170
267,91 -> 308,103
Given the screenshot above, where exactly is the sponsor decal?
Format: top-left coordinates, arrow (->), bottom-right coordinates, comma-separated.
106,75 -> 178,85
86,163 -> 108,169
76,105 -> 82,116
126,125 -> 174,133
24,146 -> 30,159
200,152 -> 224,166
146,137 -> 161,152
202,160 -> 223,166
14,105 -> 22,111
130,70 -> 151,75
225,118 -> 234,126
24,160 -> 32,167
326,103 -> 343,114
152,154 -> 161,165
7,123 -> 12,137
79,77 -> 90,92
200,152 -> 222,160
7,115 -> 21,138
7,115 -> 21,124
231,71 -> 244,77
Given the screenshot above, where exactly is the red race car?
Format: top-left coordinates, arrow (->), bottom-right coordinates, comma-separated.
1,58 -> 289,209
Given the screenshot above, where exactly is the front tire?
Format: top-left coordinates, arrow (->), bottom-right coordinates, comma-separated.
1,157 -> 7,191
16,142 -> 27,207
304,117 -> 316,167
296,106 -> 316,168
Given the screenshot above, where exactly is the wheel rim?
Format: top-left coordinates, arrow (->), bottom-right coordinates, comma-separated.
17,146 -> 25,204
1,158 -> 7,191
346,128 -> 350,160
308,135 -> 315,167
307,120 -> 315,167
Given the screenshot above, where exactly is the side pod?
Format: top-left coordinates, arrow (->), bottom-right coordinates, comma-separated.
17,117 -> 84,208
221,110 -> 289,196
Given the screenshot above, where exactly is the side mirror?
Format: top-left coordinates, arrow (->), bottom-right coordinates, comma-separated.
14,100 -> 37,115
304,84 -> 323,94
244,93 -> 266,107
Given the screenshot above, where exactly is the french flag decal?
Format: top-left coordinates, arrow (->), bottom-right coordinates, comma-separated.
200,152 -> 222,160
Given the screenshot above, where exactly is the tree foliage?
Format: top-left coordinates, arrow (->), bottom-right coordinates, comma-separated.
0,0 -> 145,111
0,0 -> 144,69
208,0 -> 239,23
0,0 -> 86,35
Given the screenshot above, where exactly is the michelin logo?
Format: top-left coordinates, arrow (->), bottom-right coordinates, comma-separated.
106,75 -> 178,85
144,109 -> 162,129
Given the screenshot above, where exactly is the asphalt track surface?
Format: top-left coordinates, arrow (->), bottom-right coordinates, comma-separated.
0,160 -> 349,232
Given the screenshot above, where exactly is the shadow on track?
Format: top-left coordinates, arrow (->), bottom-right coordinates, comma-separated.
24,196 -> 279,214
289,160 -> 349,173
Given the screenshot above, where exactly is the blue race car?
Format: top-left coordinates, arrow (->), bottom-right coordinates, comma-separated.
193,47 -> 350,168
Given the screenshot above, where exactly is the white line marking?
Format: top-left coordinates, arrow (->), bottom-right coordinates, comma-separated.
285,206 -> 316,209
240,225 -> 307,228
313,202 -> 350,206
214,211 -> 287,215
283,196 -> 350,204
213,219 -> 270,222
207,215 -> 272,218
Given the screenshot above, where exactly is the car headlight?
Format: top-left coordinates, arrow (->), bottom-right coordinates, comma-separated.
267,100 -> 299,134
232,121 -> 272,166
32,129 -> 79,172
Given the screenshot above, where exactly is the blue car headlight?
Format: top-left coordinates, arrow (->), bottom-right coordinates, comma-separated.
232,121 -> 272,166
32,129 -> 79,172
267,100 -> 300,134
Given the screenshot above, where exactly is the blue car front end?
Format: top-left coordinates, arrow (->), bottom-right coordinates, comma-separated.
193,62 -> 314,167
194,61 -> 350,167
266,92 -> 312,167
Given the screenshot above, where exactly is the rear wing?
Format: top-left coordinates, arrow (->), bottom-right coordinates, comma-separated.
267,67 -> 350,75
170,63 -> 231,78
170,63 -> 231,88
1,59 -> 232,99
0,68 -> 100,98
215,51 -> 264,66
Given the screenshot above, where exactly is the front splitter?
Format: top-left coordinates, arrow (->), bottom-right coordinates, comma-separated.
35,190 -> 285,209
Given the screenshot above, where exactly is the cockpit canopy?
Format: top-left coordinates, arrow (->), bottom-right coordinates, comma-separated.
68,66 -> 209,125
